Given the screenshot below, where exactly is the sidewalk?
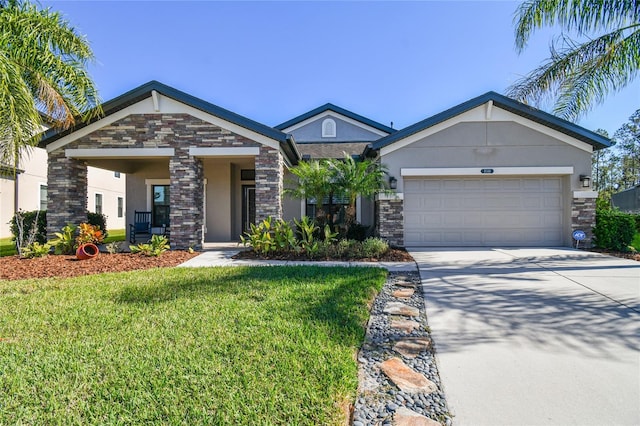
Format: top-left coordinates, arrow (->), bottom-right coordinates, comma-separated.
178,248 -> 417,272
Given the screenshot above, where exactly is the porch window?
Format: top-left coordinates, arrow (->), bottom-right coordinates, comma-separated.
306,193 -> 350,224
152,185 -> 170,227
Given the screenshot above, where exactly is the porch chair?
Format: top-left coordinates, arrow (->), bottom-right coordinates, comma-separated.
129,211 -> 152,243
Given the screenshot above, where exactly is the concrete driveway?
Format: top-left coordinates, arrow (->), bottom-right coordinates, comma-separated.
408,247 -> 640,426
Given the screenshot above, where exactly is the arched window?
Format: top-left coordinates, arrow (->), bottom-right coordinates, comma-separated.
322,118 -> 336,138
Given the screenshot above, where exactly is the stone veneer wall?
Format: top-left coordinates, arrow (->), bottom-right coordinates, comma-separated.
255,146 -> 283,221
571,196 -> 597,247
376,197 -> 404,247
46,152 -> 88,238
47,114 -> 275,249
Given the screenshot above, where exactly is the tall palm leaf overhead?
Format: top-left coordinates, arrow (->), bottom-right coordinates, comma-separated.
508,0 -> 639,121
0,0 -> 100,168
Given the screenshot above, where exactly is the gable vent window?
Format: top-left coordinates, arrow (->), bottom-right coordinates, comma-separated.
322,118 -> 336,138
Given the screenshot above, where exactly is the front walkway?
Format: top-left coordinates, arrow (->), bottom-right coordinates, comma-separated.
409,247 -> 640,426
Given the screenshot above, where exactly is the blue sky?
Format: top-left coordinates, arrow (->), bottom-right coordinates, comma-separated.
43,1 -> 638,137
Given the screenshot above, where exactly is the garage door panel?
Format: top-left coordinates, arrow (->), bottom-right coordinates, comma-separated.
404,177 -> 564,247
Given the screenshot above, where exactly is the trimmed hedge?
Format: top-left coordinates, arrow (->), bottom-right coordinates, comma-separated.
10,211 -> 108,244
593,209 -> 636,251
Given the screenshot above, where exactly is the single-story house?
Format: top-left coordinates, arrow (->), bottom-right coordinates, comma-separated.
39,81 -> 610,249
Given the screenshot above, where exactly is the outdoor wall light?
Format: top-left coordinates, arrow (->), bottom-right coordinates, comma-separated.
579,175 -> 591,188
389,176 -> 398,190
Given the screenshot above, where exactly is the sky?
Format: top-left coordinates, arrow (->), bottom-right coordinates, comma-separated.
41,0 -> 639,138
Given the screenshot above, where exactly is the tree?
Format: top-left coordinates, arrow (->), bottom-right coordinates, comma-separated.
284,159 -> 337,222
330,153 -> 388,229
613,108 -> 640,189
508,0 -> 639,120
0,0 -> 101,169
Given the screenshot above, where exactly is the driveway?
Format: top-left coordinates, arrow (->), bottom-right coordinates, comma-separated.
408,247 -> 640,426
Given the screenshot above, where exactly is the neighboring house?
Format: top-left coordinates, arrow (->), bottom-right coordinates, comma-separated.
38,81 -> 609,249
612,185 -> 640,213
0,146 -> 126,238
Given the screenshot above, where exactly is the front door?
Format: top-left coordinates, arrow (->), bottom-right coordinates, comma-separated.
152,184 -> 170,227
242,185 -> 256,234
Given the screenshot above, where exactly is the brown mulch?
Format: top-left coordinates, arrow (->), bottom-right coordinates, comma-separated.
232,247 -> 415,262
588,248 -> 640,262
0,251 -> 198,281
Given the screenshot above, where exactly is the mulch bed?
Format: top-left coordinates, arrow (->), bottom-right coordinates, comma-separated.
0,251 -> 198,281
232,247 -> 415,262
588,248 -> 640,262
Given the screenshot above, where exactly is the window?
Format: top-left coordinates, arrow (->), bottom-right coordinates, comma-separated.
39,184 -> 47,211
95,193 -> 103,215
117,197 -> 124,218
306,193 -> 350,224
241,169 -> 256,181
322,118 -> 336,138
114,171 -> 121,178
152,185 -> 170,227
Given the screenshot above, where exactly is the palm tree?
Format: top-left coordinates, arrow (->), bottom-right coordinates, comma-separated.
507,0 -> 639,121
284,159 -> 337,221
331,153 -> 388,230
0,0 -> 100,169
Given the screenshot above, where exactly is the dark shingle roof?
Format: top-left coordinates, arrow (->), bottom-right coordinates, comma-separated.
275,103 -> 395,134
39,81 -> 299,164
370,92 -> 611,151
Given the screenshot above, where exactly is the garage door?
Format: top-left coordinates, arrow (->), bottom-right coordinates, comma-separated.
404,177 -> 564,246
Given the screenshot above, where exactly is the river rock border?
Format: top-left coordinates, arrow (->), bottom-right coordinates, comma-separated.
353,272 -> 452,426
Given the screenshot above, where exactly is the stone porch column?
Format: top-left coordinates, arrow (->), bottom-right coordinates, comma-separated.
255,146 -> 283,222
376,194 -> 404,247
169,148 -> 204,250
571,191 -> 597,248
46,151 -> 88,238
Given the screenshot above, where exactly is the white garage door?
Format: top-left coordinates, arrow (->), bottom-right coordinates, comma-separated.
404,177 -> 564,247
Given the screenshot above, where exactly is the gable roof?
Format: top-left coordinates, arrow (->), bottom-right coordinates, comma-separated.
275,103 -> 396,134
368,91 -> 611,153
39,80 -> 299,164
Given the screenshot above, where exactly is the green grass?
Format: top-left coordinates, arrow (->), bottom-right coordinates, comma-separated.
103,228 -> 125,243
632,232 -> 640,251
0,266 -> 386,425
0,237 -> 16,257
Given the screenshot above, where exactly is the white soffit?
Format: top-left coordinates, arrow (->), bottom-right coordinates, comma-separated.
189,147 -> 260,157
66,148 -> 175,158
380,104 -> 594,156
48,93 -> 280,153
401,166 -> 574,177
281,111 -> 389,136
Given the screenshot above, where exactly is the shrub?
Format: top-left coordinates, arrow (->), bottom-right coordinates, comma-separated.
21,242 -> 52,258
76,223 -> 105,246
86,212 -> 108,239
10,210 -> 47,245
241,217 -> 277,255
634,214 -> 640,233
52,224 -> 77,254
362,237 -> 389,258
130,235 -> 169,257
593,209 -> 636,251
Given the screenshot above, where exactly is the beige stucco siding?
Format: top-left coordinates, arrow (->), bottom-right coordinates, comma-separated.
381,121 -> 592,193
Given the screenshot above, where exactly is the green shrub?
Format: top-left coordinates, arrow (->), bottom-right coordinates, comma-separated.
634,214 -> 640,233
361,237 -> 389,258
10,210 -> 47,244
241,217 -> 277,255
21,242 -> 52,258
51,223 -> 77,254
130,235 -> 169,257
86,212 -> 108,239
593,209 -> 636,251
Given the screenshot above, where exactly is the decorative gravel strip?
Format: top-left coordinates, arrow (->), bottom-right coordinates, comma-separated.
353,272 -> 452,426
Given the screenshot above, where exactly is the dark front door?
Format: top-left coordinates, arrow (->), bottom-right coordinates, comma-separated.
242,185 -> 256,233
152,185 -> 170,227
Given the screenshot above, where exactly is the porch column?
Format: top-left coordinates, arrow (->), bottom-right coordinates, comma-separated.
571,191 -> 597,248
376,194 -> 404,247
46,151 -> 88,238
255,146 -> 283,222
169,148 -> 204,250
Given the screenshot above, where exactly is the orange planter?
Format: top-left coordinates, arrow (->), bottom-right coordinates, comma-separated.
76,243 -> 99,260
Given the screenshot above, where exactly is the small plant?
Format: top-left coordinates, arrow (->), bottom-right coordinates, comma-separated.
295,216 -> 319,258
12,210 -> 45,257
130,235 -> 169,257
105,241 -> 122,254
76,223 -> 105,246
52,223 -> 77,254
361,237 -> 389,258
323,224 -> 339,244
273,219 -> 298,252
241,217 -> 276,255
21,242 -> 52,258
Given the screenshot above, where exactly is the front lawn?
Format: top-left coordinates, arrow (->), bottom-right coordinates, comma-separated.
0,266 -> 386,425
0,237 -> 16,257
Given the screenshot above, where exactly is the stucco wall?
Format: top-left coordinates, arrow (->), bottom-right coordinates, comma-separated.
381,121 -> 592,193
287,115 -> 383,142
